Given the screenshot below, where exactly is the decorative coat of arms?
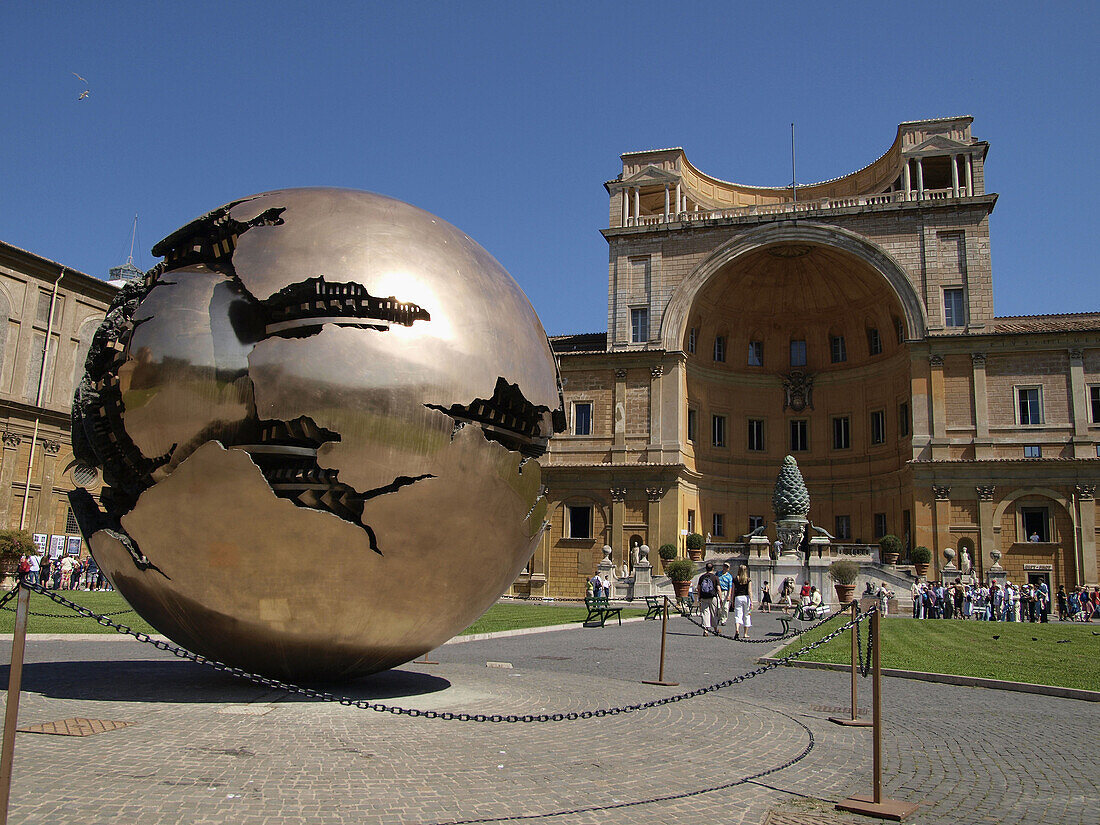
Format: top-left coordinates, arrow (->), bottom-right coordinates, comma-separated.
782,370 -> 814,412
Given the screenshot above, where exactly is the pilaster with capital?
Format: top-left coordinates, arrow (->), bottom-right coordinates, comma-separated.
928,354 -> 946,441
1067,347 -> 1090,441
609,487 -> 626,568
0,433 -> 21,528
975,485 -> 997,580
645,486 -> 664,556
612,368 -> 627,455
931,485 -> 951,574
971,352 -> 990,443
649,364 -> 663,448
1076,484 -> 1098,585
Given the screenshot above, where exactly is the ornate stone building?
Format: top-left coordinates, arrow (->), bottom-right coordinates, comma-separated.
0,241 -> 116,555
518,116 -> 1099,599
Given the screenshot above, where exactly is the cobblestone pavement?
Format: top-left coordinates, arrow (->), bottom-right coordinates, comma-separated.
1,611 -> 1095,824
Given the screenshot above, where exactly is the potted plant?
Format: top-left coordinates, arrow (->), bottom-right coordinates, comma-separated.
910,545 -> 932,578
878,534 -> 902,566
828,558 -> 860,605
685,532 -> 705,562
665,558 -> 696,601
657,543 -> 677,571
0,529 -> 35,588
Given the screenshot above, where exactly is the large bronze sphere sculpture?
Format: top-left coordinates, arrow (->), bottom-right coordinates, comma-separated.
70,188 -> 565,679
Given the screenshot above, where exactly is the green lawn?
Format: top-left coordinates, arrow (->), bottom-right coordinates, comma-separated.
779,616 -> 1100,692
0,591 -> 644,637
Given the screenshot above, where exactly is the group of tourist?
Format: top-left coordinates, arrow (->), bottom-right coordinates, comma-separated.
1056,585 -> 1100,622
908,579 -> 1078,622
17,552 -> 110,591
696,561 -> 755,639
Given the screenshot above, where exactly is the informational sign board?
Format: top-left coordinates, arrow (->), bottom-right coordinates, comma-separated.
49,535 -> 66,558
66,535 -> 82,556
32,533 -> 47,553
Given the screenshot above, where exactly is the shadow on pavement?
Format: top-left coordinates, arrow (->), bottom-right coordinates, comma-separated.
1,659 -> 452,704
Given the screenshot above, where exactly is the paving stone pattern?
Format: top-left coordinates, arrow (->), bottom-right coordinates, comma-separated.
1,612 -> 1095,824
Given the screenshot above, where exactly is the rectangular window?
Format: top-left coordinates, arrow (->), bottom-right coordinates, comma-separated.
790,340 -> 807,367
747,418 -> 765,451
712,512 -> 724,538
832,416 -> 850,450
870,410 -> 886,445
714,336 -> 726,362
1090,386 -> 1100,424
873,512 -> 888,539
712,414 -> 726,447
748,515 -> 765,531
687,509 -> 696,534
566,505 -> 592,539
748,340 -> 763,366
835,515 -> 851,540
687,408 -> 697,442
789,419 -> 808,451
630,308 -> 649,343
1017,386 -> 1042,425
896,318 -> 906,344
867,328 -> 882,356
1024,445 -> 1042,458
688,327 -> 697,354
944,288 -> 966,327
65,507 -> 80,534
572,402 -> 592,436
830,335 -> 847,363
898,402 -> 910,437
1021,507 -> 1049,542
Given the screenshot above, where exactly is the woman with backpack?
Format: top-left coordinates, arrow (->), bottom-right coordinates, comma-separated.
732,564 -> 752,640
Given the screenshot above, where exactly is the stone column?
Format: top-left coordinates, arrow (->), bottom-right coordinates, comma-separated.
621,190 -> 629,227
633,188 -> 640,223
663,186 -> 670,221
675,182 -> 681,216
902,160 -> 911,199
1068,349 -> 1092,456
964,154 -> 973,196
951,154 -> 959,197
971,352 -> 991,458
0,432 -> 21,526
915,158 -> 924,198
649,365 -> 662,451
976,485 -> 996,580
610,487 -> 627,570
928,355 -> 947,450
646,486 -> 664,557
932,485 -> 952,569
1076,485 -> 1097,586
612,368 -> 627,461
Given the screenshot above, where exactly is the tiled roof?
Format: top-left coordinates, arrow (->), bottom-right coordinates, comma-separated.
550,332 -> 607,353
990,312 -> 1100,334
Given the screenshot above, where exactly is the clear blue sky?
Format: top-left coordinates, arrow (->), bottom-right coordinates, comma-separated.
3,2 -> 1097,335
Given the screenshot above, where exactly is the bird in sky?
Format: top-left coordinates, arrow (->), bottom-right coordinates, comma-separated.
72,72 -> 90,100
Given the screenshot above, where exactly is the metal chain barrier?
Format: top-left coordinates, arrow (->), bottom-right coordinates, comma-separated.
681,602 -> 846,644
8,580 -> 874,723
854,604 -> 874,677
0,585 -> 134,618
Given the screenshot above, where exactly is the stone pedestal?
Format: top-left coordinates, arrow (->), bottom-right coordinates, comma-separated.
808,535 -> 830,559
776,517 -> 807,558
748,535 -> 771,558
632,562 -> 656,597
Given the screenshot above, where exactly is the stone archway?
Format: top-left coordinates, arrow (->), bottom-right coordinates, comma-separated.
659,222 -> 928,351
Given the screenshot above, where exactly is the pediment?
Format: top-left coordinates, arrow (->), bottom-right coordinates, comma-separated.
621,164 -> 680,186
906,135 -> 971,155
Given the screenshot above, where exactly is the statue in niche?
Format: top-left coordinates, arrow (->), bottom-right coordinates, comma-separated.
960,548 -> 972,574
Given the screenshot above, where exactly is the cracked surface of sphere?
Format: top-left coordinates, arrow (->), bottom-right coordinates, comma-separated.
70,188 -> 564,679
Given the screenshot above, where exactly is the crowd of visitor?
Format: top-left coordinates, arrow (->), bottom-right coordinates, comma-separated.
910,579 -> 1099,622
17,553 -> 111,591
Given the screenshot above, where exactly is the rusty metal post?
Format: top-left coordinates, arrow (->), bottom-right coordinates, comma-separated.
415,651 -> 439,666
642,596 -> 678,686
829,601 -> 872,726
0,585 -> 31,825
836,607 -> 919,821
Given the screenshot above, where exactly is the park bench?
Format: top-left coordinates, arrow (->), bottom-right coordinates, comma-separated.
643,595 -> 664,620
777,602 -> 828,635
583,596 -> 623,627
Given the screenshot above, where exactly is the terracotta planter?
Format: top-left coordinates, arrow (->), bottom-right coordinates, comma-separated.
882,552 -> 899,566
672,580 -> 692,600
913,562 -> 929,578
833,583 -> 856,605
687,549 -> 704,562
